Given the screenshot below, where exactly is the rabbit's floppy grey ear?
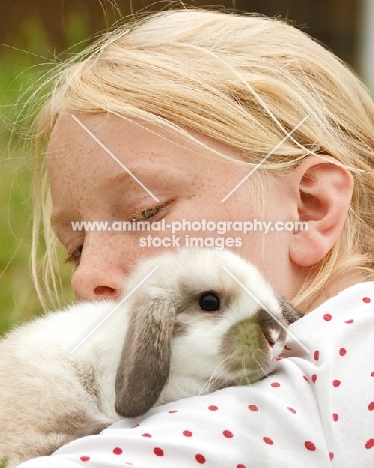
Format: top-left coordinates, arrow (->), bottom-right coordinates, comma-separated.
115,290 -> 176,418
277,294 -> 303,324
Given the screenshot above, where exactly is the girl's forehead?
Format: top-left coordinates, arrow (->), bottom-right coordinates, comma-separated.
46,113 -> 242,174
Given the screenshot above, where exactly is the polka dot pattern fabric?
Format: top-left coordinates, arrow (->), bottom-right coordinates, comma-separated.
17,282 -> 374,467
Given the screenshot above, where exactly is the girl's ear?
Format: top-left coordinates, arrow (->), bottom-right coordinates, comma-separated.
115,291 -> 176,418
289,155 -> 354,267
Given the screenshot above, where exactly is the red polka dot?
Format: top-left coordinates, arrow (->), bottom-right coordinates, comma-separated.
365,439 -> 374,449
223,430 -> 234,438
311,374 -> 317,383
142,433 -> 152,438
208,405 -> 218,411
329,452 -> 334,460
248,405 -> 258,411
323,313 -> 332,321
263,437 -> 274,445
195,453 -> 206,464
305,441 -> 316,451
154,447 -> 164,457
183,430 -> 193,437
371,371 -> 374,377
113,447 -> 123,455
368,402 -> 374,411
237,465 -> 246,468
345,319 -> 354,324
313,350 -> 320,361
271,382 -> 280,387
332,380 -> 341,387
287,407 -> 296,414
362,297 -> 371,304
275,357 -> 284,361
332,413 -> 339,422
339,348 -> 347,356
168,410 -> 178,414
80,456 -> 90,462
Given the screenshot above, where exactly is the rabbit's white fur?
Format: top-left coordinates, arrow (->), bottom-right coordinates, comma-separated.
0,248 -> 301,467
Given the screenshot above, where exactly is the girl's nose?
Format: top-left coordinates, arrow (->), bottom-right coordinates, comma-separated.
71,259 -> 125,302
70,233 -> 133,302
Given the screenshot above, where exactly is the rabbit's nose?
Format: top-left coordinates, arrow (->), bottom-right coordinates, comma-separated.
256,308 -> 287,347
264,327 -> 281,348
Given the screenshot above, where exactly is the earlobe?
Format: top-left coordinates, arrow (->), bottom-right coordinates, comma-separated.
289,156 -> 354,267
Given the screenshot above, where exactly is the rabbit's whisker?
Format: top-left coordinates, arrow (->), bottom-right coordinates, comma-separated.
236,347 -> 269,384
201,359 -> 230,391
253,354 -> 268,378
198,355 -> 233,395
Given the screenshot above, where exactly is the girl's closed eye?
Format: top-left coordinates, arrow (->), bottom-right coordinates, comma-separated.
65,244 -> 83,265
131,202 -> 166,221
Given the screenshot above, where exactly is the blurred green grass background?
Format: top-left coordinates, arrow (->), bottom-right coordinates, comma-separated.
0,13 -> 91,335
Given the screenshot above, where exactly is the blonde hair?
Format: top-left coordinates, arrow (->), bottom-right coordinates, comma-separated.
33,8 -> 374,308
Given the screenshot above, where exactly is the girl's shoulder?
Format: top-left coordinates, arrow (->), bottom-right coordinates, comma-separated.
283,281 -> 374,360
288,281 -> 374,336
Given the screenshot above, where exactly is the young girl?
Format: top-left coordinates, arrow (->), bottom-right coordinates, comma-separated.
18,8 -> 374,467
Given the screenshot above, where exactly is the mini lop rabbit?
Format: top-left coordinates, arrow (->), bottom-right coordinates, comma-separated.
0,248 -> 302,467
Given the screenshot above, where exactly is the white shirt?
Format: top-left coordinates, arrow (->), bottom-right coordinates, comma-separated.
17,282 -> 374,467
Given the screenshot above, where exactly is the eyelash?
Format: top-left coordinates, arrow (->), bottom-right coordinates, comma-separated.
65,244 -> 83,266
64,203 -> 167,265
131,202 -> 166,221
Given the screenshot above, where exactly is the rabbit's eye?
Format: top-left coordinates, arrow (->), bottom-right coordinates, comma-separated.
199,292 -> 220,312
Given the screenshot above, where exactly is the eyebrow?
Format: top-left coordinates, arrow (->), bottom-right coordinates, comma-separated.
50,208 -> 74,231
99,171 -> 134,192
99,161 -> 184,191
99,166 -> 161,202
